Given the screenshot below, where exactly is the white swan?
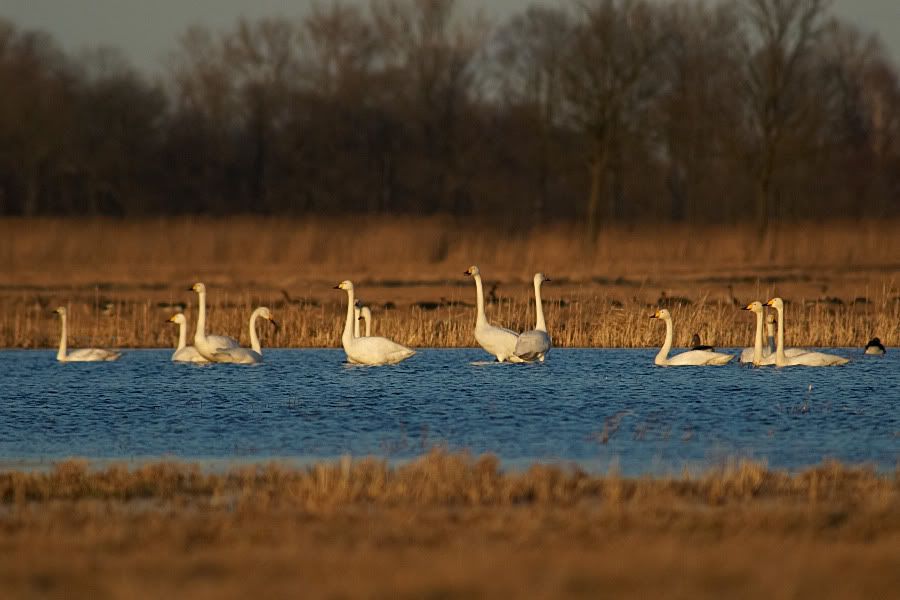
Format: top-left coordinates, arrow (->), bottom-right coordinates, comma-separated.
650,309 -> 733,366
464,265 -> 523,363
765,298 -> 849,366
211,307 -> 278,364
167,313 -> 208,363
739,302 -> 806,365
336,281 -> 415,365
189,282 -> 240,361
514,272 -> 551,362
54,307 -> 121,362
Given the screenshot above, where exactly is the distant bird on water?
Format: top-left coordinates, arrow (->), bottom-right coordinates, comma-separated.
689,333 -> 715,351
864,337 -> 886,355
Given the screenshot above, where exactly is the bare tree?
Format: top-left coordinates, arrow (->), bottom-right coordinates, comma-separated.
738,0 -> 831,237
562,0 -> 669,241
494,6 -> 572,226
370,0 -> 489,214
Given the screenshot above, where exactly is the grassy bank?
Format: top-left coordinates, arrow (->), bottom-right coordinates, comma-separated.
1,217 -> 898,348
0,451 -> 898,598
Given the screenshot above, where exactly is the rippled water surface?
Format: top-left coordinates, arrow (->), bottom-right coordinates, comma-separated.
0,349 -> 896,474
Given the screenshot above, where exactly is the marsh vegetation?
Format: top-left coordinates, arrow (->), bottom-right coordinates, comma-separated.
1,451 -> 898,598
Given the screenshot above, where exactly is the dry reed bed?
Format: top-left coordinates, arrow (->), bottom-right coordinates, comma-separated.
3,217 -> 899,285
2,451 -> 897,511
2,288 -> 897,348
2,452 -> 898,599
2,217 -> 898,348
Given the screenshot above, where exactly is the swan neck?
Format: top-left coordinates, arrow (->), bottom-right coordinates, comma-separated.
753,311 -> 763,364
249,309 -> 262,354
655,317 -> 673,365
177,320 -> 187,351
534,279 -> 546,332
195,290 -> 207,344
364,313 -> 371,337
342,289 -> 355,348
473,274 -> 487,327
353,306 -> 360,338
57,313 -> 67,360
775,305 -> 785,364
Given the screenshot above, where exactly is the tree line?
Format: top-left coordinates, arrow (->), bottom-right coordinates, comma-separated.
0,0 -> 898,237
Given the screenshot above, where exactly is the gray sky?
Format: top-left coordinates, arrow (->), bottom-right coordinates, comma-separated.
2,0 -> 898,74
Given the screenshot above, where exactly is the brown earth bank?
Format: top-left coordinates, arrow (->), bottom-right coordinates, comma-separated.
1,217 -> 898,348
0,452 -> 898,599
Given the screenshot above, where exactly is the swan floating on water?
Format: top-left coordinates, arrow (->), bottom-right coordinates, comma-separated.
650,309 -> 733,366
514,272 -> 551,362
211,307 -> 278,364
765,298 -> 849,367
464,265 -> 523,363
689,334 -> 714,351
189,282 -> 240,361
740,302 -> 806,365
167,313 -> 208,363
54,307 -> 121,362
336,281 -> 415,365
864,337 -> 886,355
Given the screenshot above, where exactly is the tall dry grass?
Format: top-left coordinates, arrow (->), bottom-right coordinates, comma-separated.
1,452 -> 898,599
1,217 -> 898,348
3,283 -> 897,348
2,450 -> 897,512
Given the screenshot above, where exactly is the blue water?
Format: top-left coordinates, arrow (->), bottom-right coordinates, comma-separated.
0,349 -> 896,474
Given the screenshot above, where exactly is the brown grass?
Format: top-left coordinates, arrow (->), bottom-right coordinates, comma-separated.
0,451 -> 898,598
2,217 -> 898,348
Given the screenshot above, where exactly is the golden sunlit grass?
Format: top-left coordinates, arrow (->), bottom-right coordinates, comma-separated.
1,217 -> 898,348
1,451 -> 898,598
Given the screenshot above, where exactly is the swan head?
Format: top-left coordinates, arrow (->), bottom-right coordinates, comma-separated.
464,265 -> 480,277
534,272 -> 550,284
360,306 -> 372,320
167,313 -> 187,325
765,297 -> 784,311
190,282 -> 206,294
334,280 -> 354,291
256,306 -> 279,331
650,308 -> 671,321
743,301 -> 764,314
54,306 -> 66,317
765,313 -> 776,325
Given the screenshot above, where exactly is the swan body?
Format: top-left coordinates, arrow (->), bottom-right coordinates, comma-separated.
167,313 -> 208,363
865,337 -> 885,355
651,309 -> 733,366
766,298 -> 849,367
212,307 -> 278,364
336,281 -> 415,365
465,266 -> 523,363
190,282 -> 240,361
514,272 -> 551,362
54,307 -> 121,362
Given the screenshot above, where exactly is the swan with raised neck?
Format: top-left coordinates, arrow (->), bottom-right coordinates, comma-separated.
335,280 -> 414,365
514,272 -> 552,362
464,266 -> 522,362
